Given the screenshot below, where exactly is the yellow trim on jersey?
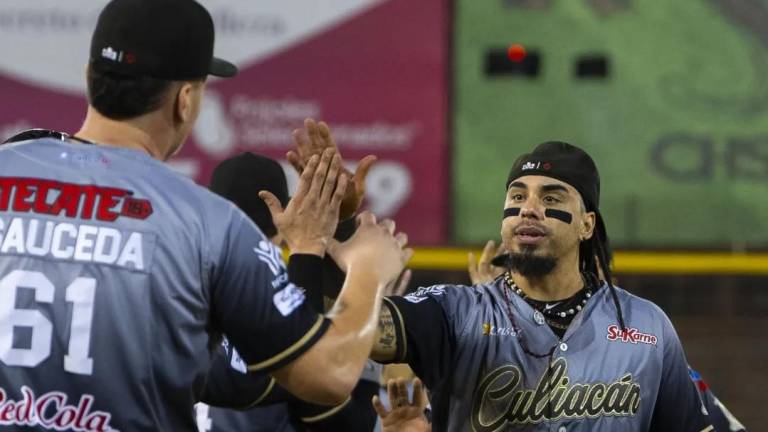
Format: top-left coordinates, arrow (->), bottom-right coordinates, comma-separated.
383,297 -> 408,362
700,426 -> 714,432
248,315 -> 325,372
242,377 -> 276,409
300,397 -> 351,423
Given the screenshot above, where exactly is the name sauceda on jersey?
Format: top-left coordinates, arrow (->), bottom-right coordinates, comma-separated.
0,177 -> 153,271
471,358 -> 641,431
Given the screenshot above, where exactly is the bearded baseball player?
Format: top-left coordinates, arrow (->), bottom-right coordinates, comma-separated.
0,0 -> 412,430
368,141 -> 715,431
469,241 -> 748,432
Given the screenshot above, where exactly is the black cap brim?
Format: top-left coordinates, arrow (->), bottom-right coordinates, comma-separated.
210,57 -> 238,78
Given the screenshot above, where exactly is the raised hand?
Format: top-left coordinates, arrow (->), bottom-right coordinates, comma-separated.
287,118 -> 377,220
372,378 -> 431,432
467,240 -> 506,285
259,148 -> 347,256
327,212 -> 412,286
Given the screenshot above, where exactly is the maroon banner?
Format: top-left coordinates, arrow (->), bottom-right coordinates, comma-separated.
0,0 -> 448,244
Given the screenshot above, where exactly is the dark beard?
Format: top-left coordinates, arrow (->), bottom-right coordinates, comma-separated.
507,248 -> 557,277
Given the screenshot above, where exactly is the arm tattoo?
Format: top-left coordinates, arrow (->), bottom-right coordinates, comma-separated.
371,304 -> 398,362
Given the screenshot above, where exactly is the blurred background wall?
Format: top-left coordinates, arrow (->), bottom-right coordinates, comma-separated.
0,0 -> 765,427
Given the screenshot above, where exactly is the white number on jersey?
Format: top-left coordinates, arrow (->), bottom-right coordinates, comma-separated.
0,270 -> 96,375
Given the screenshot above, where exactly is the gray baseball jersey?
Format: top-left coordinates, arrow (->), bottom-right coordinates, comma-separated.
0,139 -> 329,431
385,278 -> 714,431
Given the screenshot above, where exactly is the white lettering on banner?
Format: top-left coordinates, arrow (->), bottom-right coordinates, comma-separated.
238,120 -> 419,151
230,96 -> 321,123
191,92 -> 416,208
193,92 -> 421,156
0,386 -> 118,432
193,92 -> 236,157
0,216 -> 147,271
280,160 -> 413,218
365,161 -> 413,217
0,1 -> 384,93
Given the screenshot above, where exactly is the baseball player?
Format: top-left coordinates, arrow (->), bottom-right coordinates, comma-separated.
365,141 -> 714,430
371,244 -> 747,432
195,152 -> 382,431
0,1 -> 411,430
285,123 -> 713,430
468,241 -> 748,432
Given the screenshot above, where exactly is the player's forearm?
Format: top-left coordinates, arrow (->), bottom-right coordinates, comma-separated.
319,262 -> 388,388
272,261 -> 387,405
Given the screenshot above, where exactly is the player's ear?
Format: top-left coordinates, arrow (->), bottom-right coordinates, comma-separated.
174,82 -> 196,124
580,210 -> 596,241
174,80 -> 206,127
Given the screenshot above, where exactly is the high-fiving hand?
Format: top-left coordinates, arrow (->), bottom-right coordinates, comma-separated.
260,148 -> 347,256
327,212 -> 412,287
287,118 -> 377,220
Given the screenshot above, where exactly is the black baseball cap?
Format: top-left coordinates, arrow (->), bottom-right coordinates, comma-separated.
210,153 -> 289,239
90,0 -> 238,80
495,141 -> 609,265
506,141 -> 601,211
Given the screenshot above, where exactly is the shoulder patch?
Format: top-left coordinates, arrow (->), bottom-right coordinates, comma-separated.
273,283 -> 305,316
403,285 -> 447,303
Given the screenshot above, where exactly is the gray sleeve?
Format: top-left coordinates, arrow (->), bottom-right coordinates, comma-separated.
689,368 -> 747,432
386,285 -> 476,389
207,207 -> 329,374
649,314 -> 714,431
